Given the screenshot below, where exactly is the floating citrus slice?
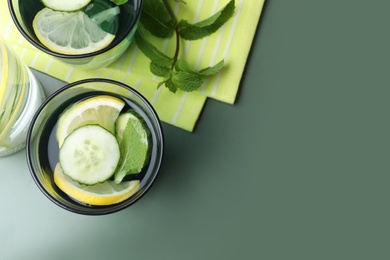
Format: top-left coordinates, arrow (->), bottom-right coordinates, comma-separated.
56,95 -> 125,147
33,8 -> 115,55
54,163 -> 140,206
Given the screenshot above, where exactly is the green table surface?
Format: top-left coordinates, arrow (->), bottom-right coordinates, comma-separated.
1,0 -> 390,259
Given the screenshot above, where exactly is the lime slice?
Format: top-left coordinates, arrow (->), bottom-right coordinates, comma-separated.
41,0 -> 92,12
54,163 -> 140,206
114,111 -> 150,184
56,95 -> 125,147
59,125 -> 120,185
32,8 -> 116,55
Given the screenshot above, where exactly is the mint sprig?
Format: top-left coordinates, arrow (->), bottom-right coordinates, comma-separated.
136,0 -> 235,93
135,31 -> 225,93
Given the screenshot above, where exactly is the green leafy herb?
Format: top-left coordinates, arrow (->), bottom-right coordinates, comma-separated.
136,0 -> 235,92
114,112 -> 150,184
198,60 -> 225,76
172,71 -> 203,92
134,31 -> 173,67
150,62 -> 171,77
110,0 -> 128,5
177,0 -> 235,40
140,0 -> 176,38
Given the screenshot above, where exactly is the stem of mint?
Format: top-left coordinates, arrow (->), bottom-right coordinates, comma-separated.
161,0 -> 180,70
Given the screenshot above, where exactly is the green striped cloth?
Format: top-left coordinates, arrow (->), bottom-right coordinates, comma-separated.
0,0 -> 265,131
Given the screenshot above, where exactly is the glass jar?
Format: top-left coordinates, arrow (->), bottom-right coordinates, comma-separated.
0,37 -> 45,156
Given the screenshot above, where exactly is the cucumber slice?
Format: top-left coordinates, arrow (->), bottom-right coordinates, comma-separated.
59,124 -> 120,185
41,0 -> 92,12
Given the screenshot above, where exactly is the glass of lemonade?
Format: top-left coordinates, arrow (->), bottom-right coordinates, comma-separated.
0,37 -> 45,157
26,79 -> 164,215
8,0 -> 142,69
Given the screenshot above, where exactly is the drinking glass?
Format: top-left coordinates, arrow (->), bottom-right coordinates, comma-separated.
8,0 -> 142,69
26,78 -> 164,215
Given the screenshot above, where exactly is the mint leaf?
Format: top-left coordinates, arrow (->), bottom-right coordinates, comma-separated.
157,77 -> 178,93
172,71 -> 204,92
175,59 -> 195,73
164,78 -> 178,93
110,0 -> 128,5
135,31 -> 173,67
175,59 -> 224,76
140,0 -> 176,38
154,59 -> 223,92
91,6 -> 120,25
198,59 -> 225,76
177,0 -> 235,40
114,112 -> 150,184
150,62 -> 171,77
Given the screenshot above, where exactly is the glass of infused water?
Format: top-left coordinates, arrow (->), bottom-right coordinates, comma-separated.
8,0 -> 142,69
0,37 -> 45,157
26,79 -> 164,215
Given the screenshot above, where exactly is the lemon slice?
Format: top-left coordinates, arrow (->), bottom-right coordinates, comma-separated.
41,0 -> 91,12
54,163 -> 140,206
32,7 -> 115,55
56,95 -> 125,147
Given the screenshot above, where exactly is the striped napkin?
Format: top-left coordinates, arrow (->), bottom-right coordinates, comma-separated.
0,0 -> 265,131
